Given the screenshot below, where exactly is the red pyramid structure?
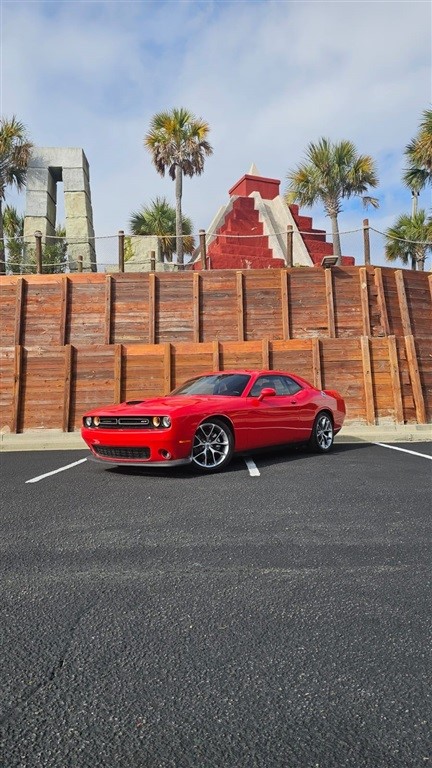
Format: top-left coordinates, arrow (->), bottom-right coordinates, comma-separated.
192,165 -> 355,269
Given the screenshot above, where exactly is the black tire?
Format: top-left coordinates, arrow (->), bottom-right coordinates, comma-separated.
308,412 -> 334,453
191,418 -> 234,473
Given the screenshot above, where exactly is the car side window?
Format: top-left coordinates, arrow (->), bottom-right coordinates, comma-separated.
281,376 -> 303,395
249,375 -> 303,397
249,376 -> 273,396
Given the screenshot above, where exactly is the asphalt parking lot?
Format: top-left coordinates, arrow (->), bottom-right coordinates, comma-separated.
1,441 -> 431,768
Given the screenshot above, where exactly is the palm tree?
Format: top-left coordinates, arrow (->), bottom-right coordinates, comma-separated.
130,197 -> 195,263
42,225 -> 67,274
384,210 -> 432,271
0,116 -> 33,274
403,108 -> 432,193
3,204 -> 24,273
144,108 -> 212,266
286,138 -> 379,263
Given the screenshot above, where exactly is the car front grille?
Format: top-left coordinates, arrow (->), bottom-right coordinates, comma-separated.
94,446 -> 151,461
97,416 -> 155,429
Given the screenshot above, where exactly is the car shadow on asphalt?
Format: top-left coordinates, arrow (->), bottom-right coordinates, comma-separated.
104,442 -> 370,479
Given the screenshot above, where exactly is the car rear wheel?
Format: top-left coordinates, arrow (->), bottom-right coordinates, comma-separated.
309,412 -> 334,452
191,419 -> 234,472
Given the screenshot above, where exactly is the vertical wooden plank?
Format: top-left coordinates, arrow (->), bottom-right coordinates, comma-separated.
163,342 -> 171,394
193,272 -> 200,343
14,278 -> 24,346
62,344 -> 72,432
236,271 -> 244,341
280,270 -> 290,340
114,343 -> 122,404
311,337 -> 322,390
428,274 -> 432,303
212,340 -> 220,371
387,336 -> 404,424
262,338 -> 270,369
359,267 -> 371,336
374,267 -> 390,336
405,335 -> 427,423
105,275 -> 112,344
395,270 -> 412,336
325,268 -> 336,338
361,336 -> 375,425
11,345 -> 23,434
148,273 -> 156,344
59,276 -> 69,346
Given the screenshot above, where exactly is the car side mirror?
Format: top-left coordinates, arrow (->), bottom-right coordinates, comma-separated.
258,387 -> 276,401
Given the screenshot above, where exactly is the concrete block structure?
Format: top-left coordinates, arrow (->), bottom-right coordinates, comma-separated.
23,148 -> 97,271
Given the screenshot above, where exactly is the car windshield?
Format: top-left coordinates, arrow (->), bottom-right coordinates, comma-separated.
171,373 -> 251,397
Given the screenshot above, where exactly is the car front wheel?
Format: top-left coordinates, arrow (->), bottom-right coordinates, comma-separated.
309,412 -> 334,452
191,419 -> 234,472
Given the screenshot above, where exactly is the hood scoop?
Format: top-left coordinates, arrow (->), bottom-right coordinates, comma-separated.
125,400 -> 144,405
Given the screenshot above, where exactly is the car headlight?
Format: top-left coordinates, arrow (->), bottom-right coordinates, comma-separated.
84,416 -> 93,427
151,416 -> 171,428
93,416 -> 100,426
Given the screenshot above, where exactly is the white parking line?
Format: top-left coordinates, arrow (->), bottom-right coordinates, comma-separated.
375,443 -> 432,460
244,458 -> 260,476
26,458 -> 88,484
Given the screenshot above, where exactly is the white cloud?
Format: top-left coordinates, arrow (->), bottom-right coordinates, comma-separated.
2,0 -> 431,269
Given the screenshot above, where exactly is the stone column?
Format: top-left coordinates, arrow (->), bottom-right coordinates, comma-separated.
24,147 -> 97,272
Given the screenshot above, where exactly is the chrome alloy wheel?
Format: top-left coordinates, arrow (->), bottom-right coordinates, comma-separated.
315,413 -> 334,451
192,420 -> 233,470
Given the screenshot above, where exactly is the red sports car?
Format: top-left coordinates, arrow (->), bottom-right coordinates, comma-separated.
81,370 -> 345,473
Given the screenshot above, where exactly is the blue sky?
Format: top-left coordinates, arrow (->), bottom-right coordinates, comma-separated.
2,0 -> 431,268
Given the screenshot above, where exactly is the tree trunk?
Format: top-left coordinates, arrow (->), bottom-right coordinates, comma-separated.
329,211 -> 342,264
0,199 -> 5,275
175,165 -> 184,267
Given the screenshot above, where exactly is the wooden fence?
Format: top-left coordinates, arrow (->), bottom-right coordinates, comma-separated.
1,266 -> 431,346
0,336 -> 430,432
0,267 -> 431,432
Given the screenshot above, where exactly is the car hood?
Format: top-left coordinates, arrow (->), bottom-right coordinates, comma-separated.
85,395 -> 240,417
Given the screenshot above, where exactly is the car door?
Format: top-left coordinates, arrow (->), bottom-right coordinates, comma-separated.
245,374 -> 310,449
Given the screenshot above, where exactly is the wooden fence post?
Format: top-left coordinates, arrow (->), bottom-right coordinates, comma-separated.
363,219 -> 370,266
193,272 -> 200,342
387,336 -> 404,423
164,343 -> 171,394
148,273 -> 156,344
236,271 -> 244,341
325,268 -> 336,338
199,230 -> 207,270
374,267 -> 390,336
62,344 -> 72,432
35,231 -> 43,274
395,270 -> 412,336
405,335 -> 426,423
286,225 -> 293,268
359,267 -> 371,336
118,230 -> 125,273
11,345 -> 23,433
361,336 -> 376,425
14,278 -> 24,346
114,344 -> 122,404
150,250 -> 156,271
59,277 -> 69,346
105,275 -> 112,344
281,271 -> 290,339
312,338 -> 322,389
